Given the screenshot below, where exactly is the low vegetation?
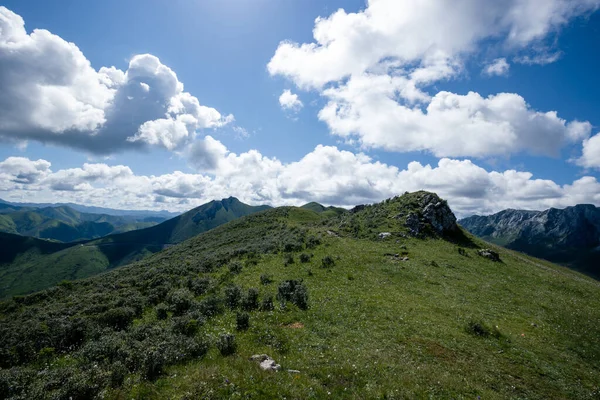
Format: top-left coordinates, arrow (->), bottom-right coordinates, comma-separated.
0,192 -> 598,399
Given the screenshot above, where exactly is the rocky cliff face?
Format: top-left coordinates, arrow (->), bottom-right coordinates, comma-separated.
460,205 -> 600,278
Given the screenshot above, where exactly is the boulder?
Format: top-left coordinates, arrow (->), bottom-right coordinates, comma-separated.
405,213 -> 421,236
477,249 -> 501,262
250,354 -> 282,371
421,200 -> 458,235
378,232 -> 392,239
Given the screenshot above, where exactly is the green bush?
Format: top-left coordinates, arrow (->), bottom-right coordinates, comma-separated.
306,235 -> 321,249
155,303 -> 169,320
198,295 -> 223,318
261,295 -> 274,311
299,253 -> 311,263
260,274 -> 273,285
229,261 -> 243,274
321,256 -> 335,269
241,288 -> 259,311
284,253 -> 295,266
277,280 -> 309,310
224,285 -> 242,309
167,288 -> 195,316
236,312 -> 250,331
216,333 -> 236,356
97,307 -> 136,330
188,277 -> 211,296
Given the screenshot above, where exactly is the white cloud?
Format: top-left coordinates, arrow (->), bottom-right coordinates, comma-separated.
268,0 -> 598,158
484,58 -> 510,76
0,7 -> 232,154
278,89 -> 303,111
319,80 -> 589,157
576,132 -> 600,169
2,142 -> 599,217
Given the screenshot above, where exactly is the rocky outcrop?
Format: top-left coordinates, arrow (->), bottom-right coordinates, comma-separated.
404,193 -> 458,237
477,249 -> 501,262
250,354 -> 281,371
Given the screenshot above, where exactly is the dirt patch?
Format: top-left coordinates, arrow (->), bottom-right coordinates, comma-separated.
284,322 -> 305,329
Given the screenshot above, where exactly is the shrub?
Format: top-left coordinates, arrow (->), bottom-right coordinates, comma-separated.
167,288 -> 195,316
306,235 -> 321,249
277,280 -> 309,310
198,295 -> 223,318
172,317 -> 200,336
283,241 -> 303,253
260,274 -> 273,285
216,333 -> 236,356
109,361 -> 127,388
321,256 -> 335,269
98,307 -> 136,330
241,288 -> 259,311
261,295 -> 274,311
299,253 -> 311,263
236,312 -> 250,331
188,277 -> 211,296
224,285 -> 242,309
284,254 -> 295,266
229,261 -> 243,274
155,303 -> 169,320
465,321 -> 501,339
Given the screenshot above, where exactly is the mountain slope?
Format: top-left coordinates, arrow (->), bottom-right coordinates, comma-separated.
1,191 -> 598,399
459,205 -> 600,278
0,197 -> 270,298
300,202 -> 347,217
0,205 -> 164,242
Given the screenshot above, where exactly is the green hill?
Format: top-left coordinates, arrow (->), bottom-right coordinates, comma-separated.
0,205 -> 164,243
0,197 -> 270,298
300,202 -> 347,218
1,191 -> 598,399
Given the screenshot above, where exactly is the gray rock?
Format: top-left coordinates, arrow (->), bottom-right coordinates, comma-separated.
405,213 -> 421,236
422,201 -> 458,235
250,354 -> 281,371
378,232 -> 392,239
477,249 -> 501,262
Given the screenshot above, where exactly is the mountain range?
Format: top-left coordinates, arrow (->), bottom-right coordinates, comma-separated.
459,204 -> 600,278
0,197 -> 270,298
0,191 -> 598,399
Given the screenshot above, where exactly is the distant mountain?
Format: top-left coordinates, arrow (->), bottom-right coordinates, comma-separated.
300,202 -> 347,217
0,198 -> 179,219
0,205 -> 164,242
0,197 -> 270,298
459,205 -> 600,278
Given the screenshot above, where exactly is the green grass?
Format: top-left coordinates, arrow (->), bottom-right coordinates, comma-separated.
1,193 -> 599,399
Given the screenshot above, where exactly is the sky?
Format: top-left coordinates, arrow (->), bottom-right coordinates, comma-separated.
0,0 -> 599,217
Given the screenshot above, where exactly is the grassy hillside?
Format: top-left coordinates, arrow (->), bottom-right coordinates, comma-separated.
0,206 -> 164,243
0,197 -> 269,298
0,192 -> 598,399
300,202 -> 347,218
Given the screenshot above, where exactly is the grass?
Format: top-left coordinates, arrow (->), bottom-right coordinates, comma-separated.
1,192 -> 599,399
108,233 -> 600,399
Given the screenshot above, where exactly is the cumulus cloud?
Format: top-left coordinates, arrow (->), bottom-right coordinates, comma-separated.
576,132 -> 600,169
2,143 -> 599,217
0,7 -> 232,154
278,89 -> 303,111
319,82 -> 590,157
268,0 -> 598,158
484,58 -> 510,76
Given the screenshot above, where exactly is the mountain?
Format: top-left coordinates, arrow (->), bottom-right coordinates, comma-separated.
1,191 -> 598,399
0,205 -> 164,242
0,197 -> 270,298
300,201 -> 347,217
459,205 -> 600,278
0,198 -> 179,219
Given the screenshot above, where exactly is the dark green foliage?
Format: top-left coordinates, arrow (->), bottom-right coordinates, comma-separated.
98,307 -> 136,330
458,247 -> 468,256
172,316 -> 201,336
167,288 -> 195,316
260,274 -> 273,285
156,303 -> 169,320
277,280 -> 309,310
284,253 -> 295,266
236,312 -> 250,331
306,235 -> 321,249
260,295 -> 274,311
109,361 -> 127,388
229,261 -> 243,274
224,285 -> 242,309
465,321 -> 502,339
188,277 -> 211,296
321,255 -> 335,268
197,295 -> 223,317
216,333 -> 236,356
241,288 -> 259,311
299,253 -> 311,263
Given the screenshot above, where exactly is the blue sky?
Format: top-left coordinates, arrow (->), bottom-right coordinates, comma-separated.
0,0 -> 599,216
